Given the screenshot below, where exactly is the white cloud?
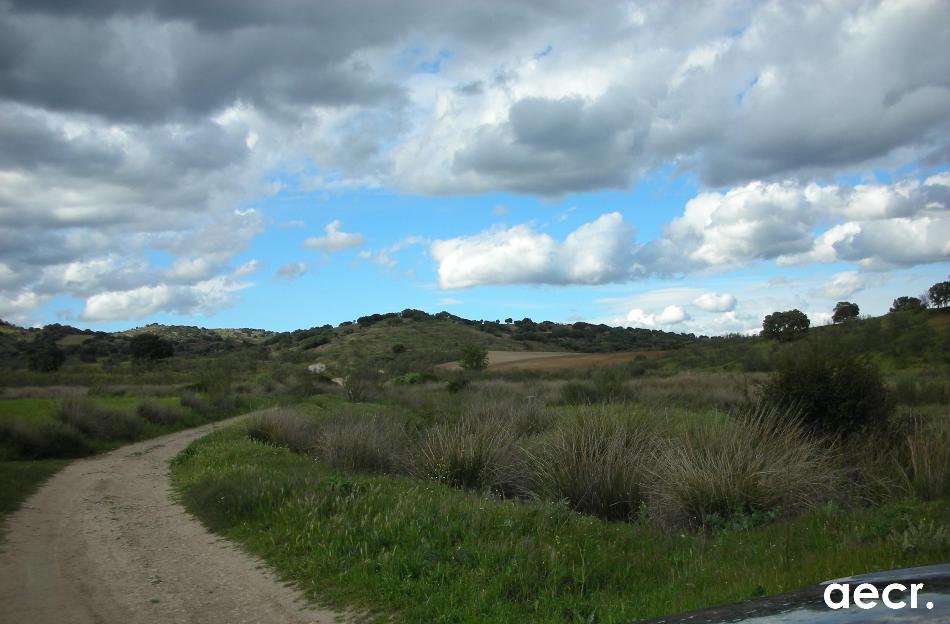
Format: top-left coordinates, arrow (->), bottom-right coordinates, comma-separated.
432,212 -> 638,289
79,277 -> 250,322
819,271 -> 863,299
625,304 -> 690,327
439,297 -> 462,306
275,262 -> 307,280
303,220 -> 365,252
232,259 -> 259,277
692,292 -> 737,312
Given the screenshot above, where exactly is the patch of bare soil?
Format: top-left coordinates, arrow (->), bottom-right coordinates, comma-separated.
436,350 -> 664,371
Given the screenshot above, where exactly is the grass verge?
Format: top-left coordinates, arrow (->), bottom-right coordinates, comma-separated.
172,427 -> 950,623
0,459 -> 69,534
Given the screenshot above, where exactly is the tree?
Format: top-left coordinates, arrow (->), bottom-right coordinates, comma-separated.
761,309 -> 810,342
129,333 -> 174,361
459,344 -> 488,371
889,296 -> 926,313
832,301 -> 860,324
929,280 -> 950,308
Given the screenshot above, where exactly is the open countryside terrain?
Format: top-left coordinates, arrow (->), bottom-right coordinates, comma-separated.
1,303 -> 949,622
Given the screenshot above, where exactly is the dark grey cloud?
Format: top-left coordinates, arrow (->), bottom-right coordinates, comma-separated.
2,0 -> 949,323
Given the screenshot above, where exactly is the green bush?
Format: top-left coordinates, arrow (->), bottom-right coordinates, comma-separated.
760,352 -> 894,439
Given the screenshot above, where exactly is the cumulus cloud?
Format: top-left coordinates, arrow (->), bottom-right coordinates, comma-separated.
2,1 -> 949,322
692,293 -> 737,312
79,277 -> 250,322
431,176 -> 949,289
275,262 -> 307,280
303,220 -> 364,252
626,304 -> 690,327
431,213 -> 638,289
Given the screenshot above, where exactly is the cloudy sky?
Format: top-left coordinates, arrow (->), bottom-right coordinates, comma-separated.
2,0 -> 949,335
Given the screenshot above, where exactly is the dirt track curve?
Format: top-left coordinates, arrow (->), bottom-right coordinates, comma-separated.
0,415 -> 343,624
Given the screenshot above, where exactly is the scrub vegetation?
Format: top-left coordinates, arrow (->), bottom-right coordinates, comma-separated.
2,301 -> 949,620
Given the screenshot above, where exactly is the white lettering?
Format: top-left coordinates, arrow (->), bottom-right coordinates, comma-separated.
911,583 -> 923,609
824,583 -> 850,610
881,583 -> 906,609
853,583 -> 878,609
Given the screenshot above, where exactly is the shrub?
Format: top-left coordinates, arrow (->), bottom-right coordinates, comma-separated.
56,397 -> 143,441
136,400 -> 181,426
647,405 -> 839,530
409,413 -> 523,494
459,344 -> 488,371
245,408 -> 319,454
129,333 -> 175,361
28,343 -> 66,372
760,352 -> 894,439
317,416 -> 406,473
180,389 -> 211,414
524,410 -> 653,521
0,419 -> 93,459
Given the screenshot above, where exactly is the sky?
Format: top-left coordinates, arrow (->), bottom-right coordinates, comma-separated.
1,0 -> 949,336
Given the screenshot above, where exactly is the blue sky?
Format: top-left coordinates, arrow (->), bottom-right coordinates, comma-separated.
2,1 -> 949,335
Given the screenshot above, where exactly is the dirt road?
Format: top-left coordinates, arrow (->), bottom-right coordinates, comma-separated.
0,416 -> 342,624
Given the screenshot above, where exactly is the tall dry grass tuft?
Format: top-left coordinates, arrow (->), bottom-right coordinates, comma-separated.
317,415 -> 407,474
409,412 -> 524,494
647,404 -> 840,530
56,396 -> 143,440
524,408 -> 653,521
245,408 -> 319,454
899,415 -> 950,501
136,400 -> 181,426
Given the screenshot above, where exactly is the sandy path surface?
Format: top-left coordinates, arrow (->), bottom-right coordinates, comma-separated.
0,416 -> 343,624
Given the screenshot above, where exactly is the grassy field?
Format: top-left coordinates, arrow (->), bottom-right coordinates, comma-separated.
172,424 -> 950,622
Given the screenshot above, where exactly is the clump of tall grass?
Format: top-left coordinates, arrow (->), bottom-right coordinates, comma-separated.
524,409 -> 653,521
56,396 -> 143,441
317,415 -> 407,473
646,405 -> 840,530
409,412 -> 523,494
245,408 -> 319,454
898,415 -> 950,501
0,418 -> 93,459
136,400 -> 181,426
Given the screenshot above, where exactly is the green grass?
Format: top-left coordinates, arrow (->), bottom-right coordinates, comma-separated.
0,459 -> 68,529
172,427 -> 950,623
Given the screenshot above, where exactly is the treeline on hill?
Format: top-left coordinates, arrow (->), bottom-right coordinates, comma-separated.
350,309 -> 694,351
0,308 -> 696,377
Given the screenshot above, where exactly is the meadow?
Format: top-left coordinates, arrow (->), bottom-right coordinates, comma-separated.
1,307 -> 948,620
